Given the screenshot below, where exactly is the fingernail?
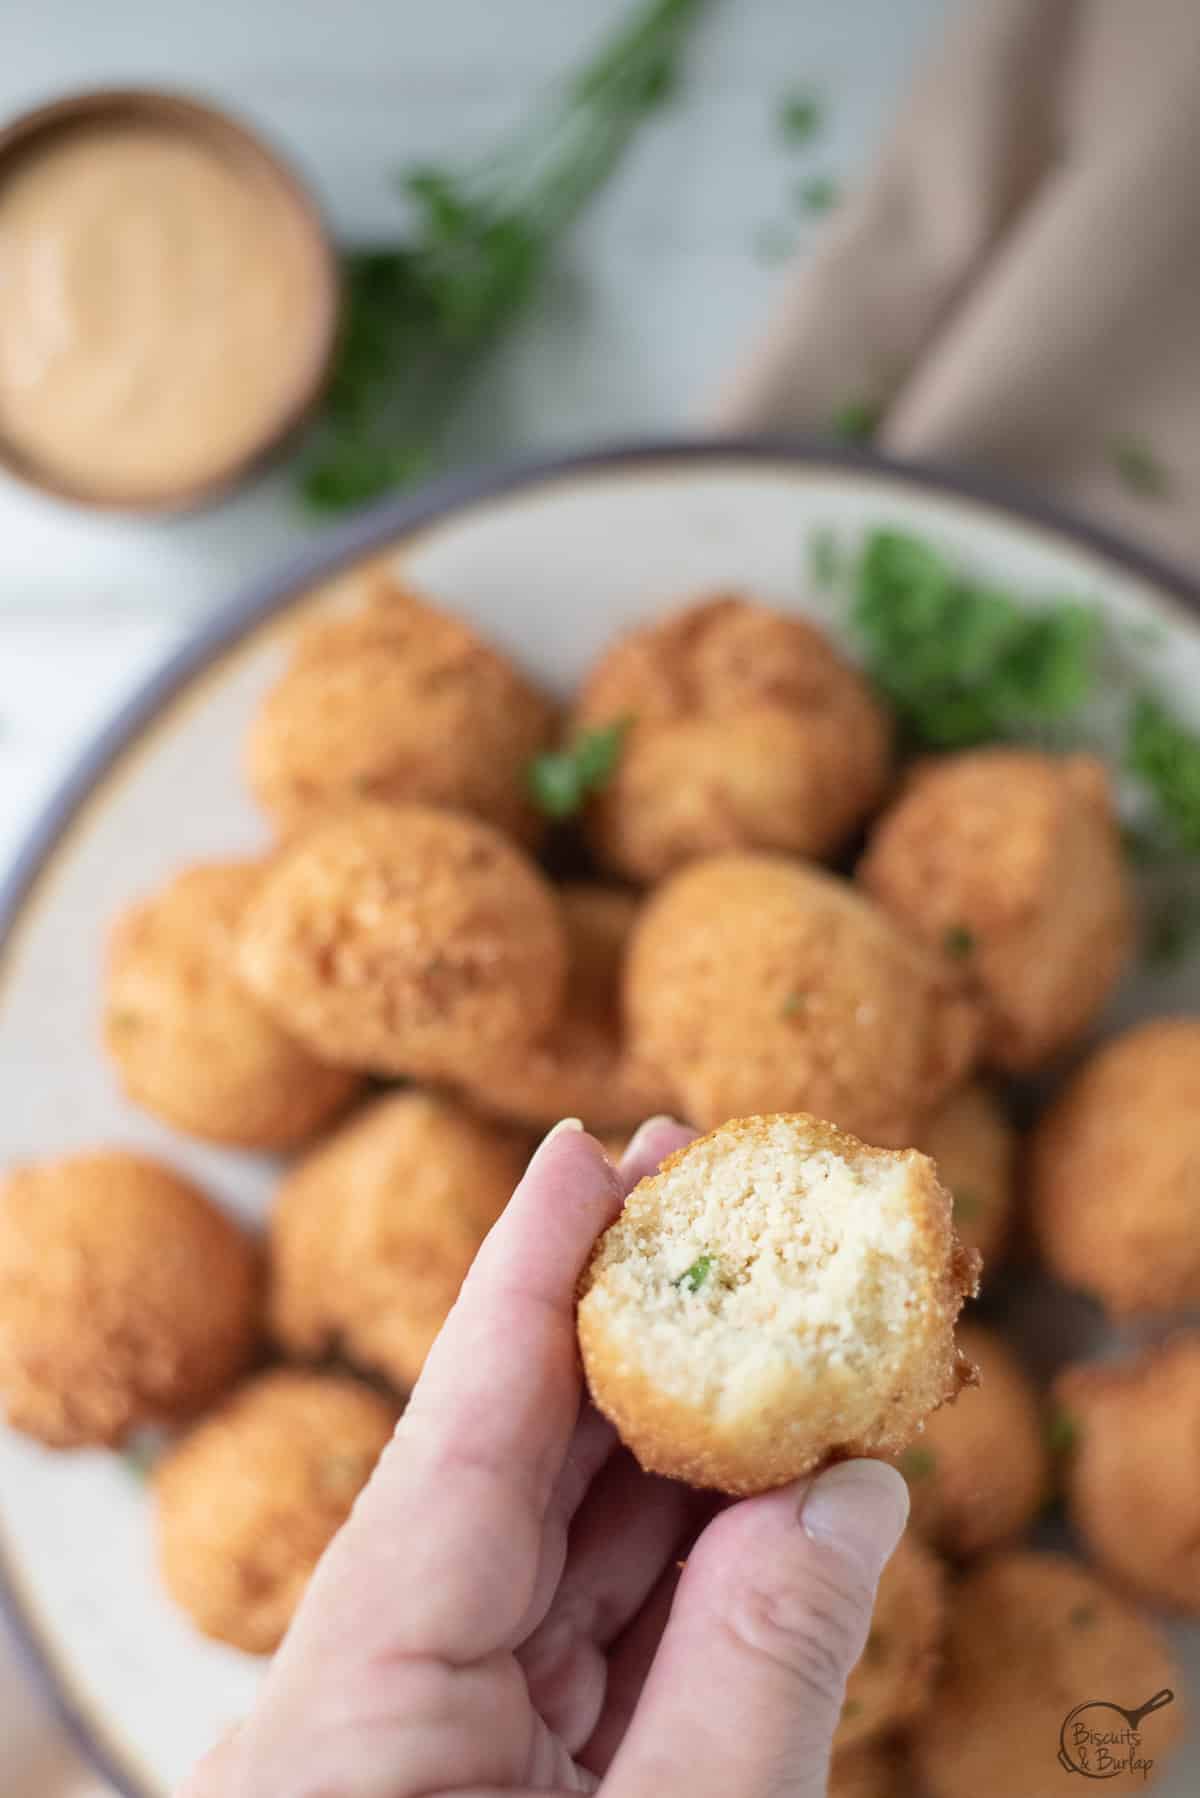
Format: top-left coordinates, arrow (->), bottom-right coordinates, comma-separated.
624,1114 -> 684,1160
800,1459 -> 909,1580
534,1117 -> 584,1158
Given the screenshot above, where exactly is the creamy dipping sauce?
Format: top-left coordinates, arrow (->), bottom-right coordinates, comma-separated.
0,118 -> 331,503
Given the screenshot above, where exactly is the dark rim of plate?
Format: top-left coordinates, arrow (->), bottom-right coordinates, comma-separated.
1,434 -> 1198,1798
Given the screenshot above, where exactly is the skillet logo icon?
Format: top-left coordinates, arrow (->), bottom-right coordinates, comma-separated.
1058,1688 -> 1175,1781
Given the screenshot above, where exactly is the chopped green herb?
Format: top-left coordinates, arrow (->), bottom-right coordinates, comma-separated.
841,1699 -> 863,1722
775,88 -> 823,146
808,526 -> 841,591
793,172 -> 839,214
1127,695 -> 1200,856
1110,438 -> 1169,499
899,1445 -> 937,1482
851,529 -> 1098,749
953,1189 -> 982,1224
299,0 -> 710,511
754,220 -> 796,265
781,991 -> 808,1017
830,398 -> 882,443
526,719 -> 630,819
676,1254 -> 715,1293
1070,1603 -> 1097,1631
943,924 -> 976,961
1046,1407 -> 1080,1458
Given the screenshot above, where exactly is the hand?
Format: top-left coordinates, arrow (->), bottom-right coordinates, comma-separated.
184,1117 -> 909,1798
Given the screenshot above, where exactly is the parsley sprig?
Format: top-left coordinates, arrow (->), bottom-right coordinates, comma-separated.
527,720 -> 630,820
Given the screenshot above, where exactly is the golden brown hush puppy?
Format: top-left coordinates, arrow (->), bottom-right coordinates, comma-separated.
246,575 -> 556,846
859,749 -> 1133,1073
888,1322 -> 1049,1560
915,1082 -> 1015,1272
237,802 -> 568,1081
1030,1018 -> 1200,1315
458,884 -> 672,1132
154,1369 -> 397,1654
269,1091 -> 529,1390
625,855 -> 979,1146
103,859 -> 361,1149
577,1115 -> 979,1495
572,593 -> 891,883
0,1151 -> 259,1447
910,1553 -> 1184,1798
835,1532 -> 945,1753
1056,1335 -> 1200,1612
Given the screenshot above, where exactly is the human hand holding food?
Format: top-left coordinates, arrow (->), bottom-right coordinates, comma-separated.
182,1117 -> 910,1798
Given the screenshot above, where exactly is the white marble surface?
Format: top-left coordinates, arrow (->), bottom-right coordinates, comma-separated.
0,1 -> 950,1790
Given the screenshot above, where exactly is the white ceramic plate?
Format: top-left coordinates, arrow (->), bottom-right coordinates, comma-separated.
2,442 -> 1199,1796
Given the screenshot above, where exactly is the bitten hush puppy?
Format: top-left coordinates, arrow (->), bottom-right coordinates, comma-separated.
889,1321 -> 1049,1559
237,802 -> 568,1080
573,593 -> 891,882
1057,1335 -> 1200,1612
577,1115 -> 978,1495
0,1151 -> 259,1447
246,574 -> 556,845
1030,1017 -> 1200,1315
270,1091 -> 529,1390
460,884 -> 671,1132
860,748 -> 1133,1073
155,1369 -> 397,1654
626,855 -> 979,1146
835,1531 -> 945,1752
104,858 -> 360,1149
915,1081 -> 1015,1271
910,1553 -> 1184,1798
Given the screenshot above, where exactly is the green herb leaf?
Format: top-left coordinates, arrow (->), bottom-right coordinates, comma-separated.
299,0 -> 710,512
899,1445 -> 937,1482
830,398 -> 882,443
793,172 -> 839,214
782,991 -> 808,1017
775,87 -> 823,146
953,1189 -> 982,1223
1046,1407 -> 1080,1458
676,1254 -> 715,1292
841,1699 -> 864,1721
850,529 -> 1098,749
1110,438 -> 1169,499
1127,694 -> 1200,856
943,923 -> 976,960
526,719 -> 629,819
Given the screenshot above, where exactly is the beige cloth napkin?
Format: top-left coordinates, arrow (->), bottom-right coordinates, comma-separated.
712,0 -> 1200,572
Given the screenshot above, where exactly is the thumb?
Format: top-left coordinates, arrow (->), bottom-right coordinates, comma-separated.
604,1460 -> 909,1798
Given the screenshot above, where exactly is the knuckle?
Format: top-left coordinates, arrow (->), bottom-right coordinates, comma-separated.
722,1547 -> 874,1709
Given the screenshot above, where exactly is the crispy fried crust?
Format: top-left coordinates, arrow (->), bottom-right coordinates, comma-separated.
246,574 -> 556,846
915,1082 -> 1015,1271
910,1553 -> 1185,1798
835,1532 -> 946,1751
574,593 -> 892,882
154,1369 -> 397,1653
0,1151 -> 260,1447
237,801 -> 568,1080
1057,1335 -> 1200,1612
860,749 -> 1133,1073
577,1115 -> 979,1495
103,858 -> 360,1148
625,854 -> 980,1147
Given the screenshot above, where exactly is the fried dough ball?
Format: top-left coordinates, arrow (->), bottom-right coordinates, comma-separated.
246,575 -> 555,846
459,884 -> 672,1132
578,1115 -> 979,1495
572,594 -> 891,883
828,1740 -> 911,1798
835,1533 -> 945,1752
910,1553 -> 1184,1798
1030,1018 -> 1200,1315
1057,1335 -> 1200,1611
238,803 -> 568,1081
888,1322 -> 1048,1559
103,859 -> 361,1149
0,1151 -> 259,1447
626,855 -> 979,1146
915,1082 -> 1015,1271
154,1369 -> 397,1654
859,749 -> 1133,1073
270,1092 -> 529,1390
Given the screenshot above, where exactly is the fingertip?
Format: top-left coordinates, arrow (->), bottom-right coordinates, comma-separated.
800,1458 -> 910,1580
620,1116 -> 696,1191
